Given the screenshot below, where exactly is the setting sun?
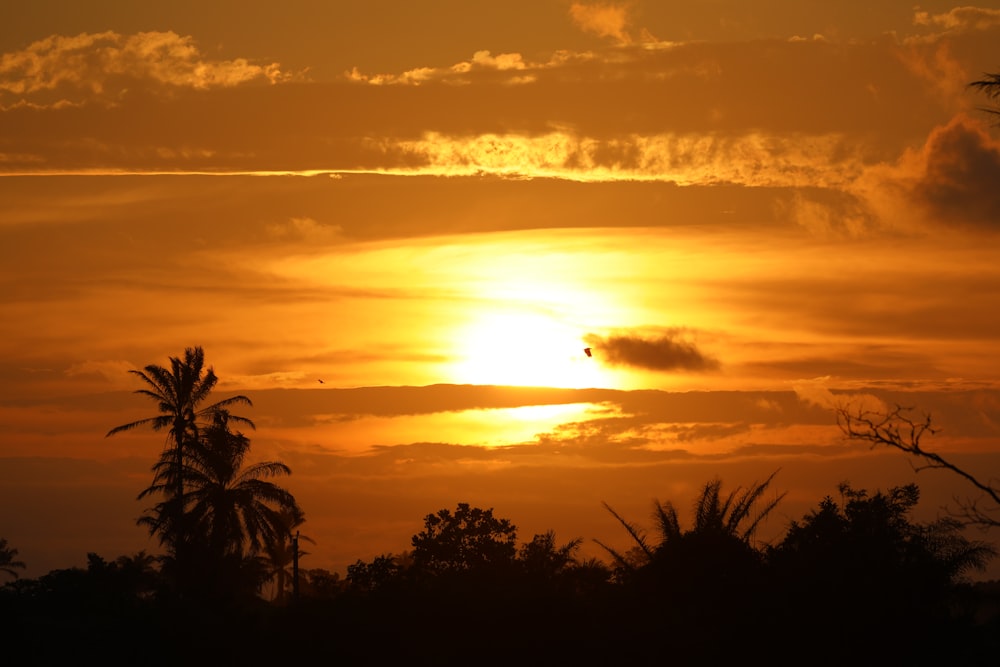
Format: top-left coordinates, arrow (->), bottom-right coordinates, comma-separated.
450,309 -> 604,388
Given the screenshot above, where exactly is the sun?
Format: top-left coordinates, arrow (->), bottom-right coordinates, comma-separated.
449,309 -> 607,388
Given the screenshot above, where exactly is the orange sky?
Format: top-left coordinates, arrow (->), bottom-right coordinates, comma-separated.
3,1 -> 1000,581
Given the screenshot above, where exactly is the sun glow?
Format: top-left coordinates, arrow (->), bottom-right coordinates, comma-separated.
450,309 -> 606,388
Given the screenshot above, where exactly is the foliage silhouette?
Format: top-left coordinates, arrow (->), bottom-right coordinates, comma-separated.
137,410 -> 301,601
263,509 -> 313,603
142,413 -> 299,558
594,471 -> 786,659
6,465 -> 1000,664
410,502 -> 518,579
107,346 -> 254,556
0,538 -> 26,579
346,553 -> 403,594
108,347 -> 302,602
597,469 -> 784,574
518,530 -> 582,579
769,482 -> 998,663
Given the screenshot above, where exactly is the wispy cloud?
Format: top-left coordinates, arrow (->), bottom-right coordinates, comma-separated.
0,31 -> 292,108
265,217 -> 344,244
371,129 -> 865,185
569,2 -> 635,45
913,6 -> 1000,32
346,49 -> 537,86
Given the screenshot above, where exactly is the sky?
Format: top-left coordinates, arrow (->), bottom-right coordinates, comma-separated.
2,1 -> 1000,581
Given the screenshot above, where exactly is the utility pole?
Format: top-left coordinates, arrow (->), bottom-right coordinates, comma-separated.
292,530 -> 300,602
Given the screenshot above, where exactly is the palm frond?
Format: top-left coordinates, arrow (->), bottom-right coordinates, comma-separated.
652,500 -> 682,542
106,415 -> 162,437
592,538 -> 641,571
602,501 -> 655,560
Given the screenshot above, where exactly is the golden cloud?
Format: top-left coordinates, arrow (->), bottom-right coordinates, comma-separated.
0,31 -> 291,107
913,6 -> 1000,31
372,129 -> 865,186
569,2 -> 633,45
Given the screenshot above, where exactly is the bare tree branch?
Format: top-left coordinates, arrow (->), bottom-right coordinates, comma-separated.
836,403 -> 1000,531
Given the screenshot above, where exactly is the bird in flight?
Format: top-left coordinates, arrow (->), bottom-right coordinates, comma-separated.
318,379 -> 324,384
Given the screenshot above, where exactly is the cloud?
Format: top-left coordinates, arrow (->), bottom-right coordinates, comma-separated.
64,359 -> 136,384
860,113 -> 1000,230
792,377 -> 885,416
913,6 -> 1000,32
788,114 -> 1000,234
569,3 -> 636,45
346,49 -> 538,86
0,31 -> 291,107
1,23 -> 992,184
908,114 -> 1000,227
379,129 -> 863,184
585,330 -> 719,372
266,217 -> 343,244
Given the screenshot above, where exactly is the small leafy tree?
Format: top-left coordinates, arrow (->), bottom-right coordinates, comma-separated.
769,482 -> 996,660
301,568 -> 343,599
774,483 -> 995,583
518,531 -> 582,579
346,554 -> 402,593
410,503 -> 518,578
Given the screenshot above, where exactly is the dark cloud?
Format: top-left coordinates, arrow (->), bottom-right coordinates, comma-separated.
585,330 -> 719,372
252,385 -> 624,423
913,115 -> 1000,227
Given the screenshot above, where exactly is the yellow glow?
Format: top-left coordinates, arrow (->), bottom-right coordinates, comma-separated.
450,308 -> 605,388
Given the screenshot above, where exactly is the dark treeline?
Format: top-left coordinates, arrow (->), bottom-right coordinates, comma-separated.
3,347 -> 1000,665
4,482 -> 1000,665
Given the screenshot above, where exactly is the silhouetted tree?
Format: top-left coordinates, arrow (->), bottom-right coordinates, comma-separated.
346,554 -> 402,593
264,508 -> 312,603
769,482 -> 996,662
598,469 -> 784,573
594,471 -> 786,660
138,412 -> 301,599
110,551 -> 161,598
0,538 -> 26,580
775,483 -> 994,582
410,503 -> 518,581
516,531 -> 612,599
107,346 -> 254,553
518,530 -> 582,580
837,403 -> 1000,530
301,568 -> 344,599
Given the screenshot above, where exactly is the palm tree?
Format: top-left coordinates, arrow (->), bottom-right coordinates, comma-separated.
140,412 -> 301,597
597,472 -> 786,656
108,346 -> 253,549
597,470 -> 785,573
0,538 -> 26,580
263,508 -> 314,603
